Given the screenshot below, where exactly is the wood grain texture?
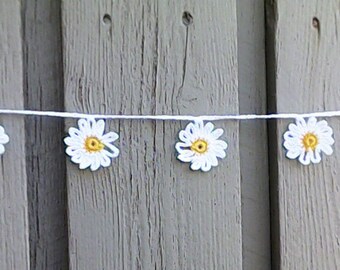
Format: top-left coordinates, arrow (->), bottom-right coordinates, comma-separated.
23,0 -> 68,269
237,1 -> 271,269
62,0 -> 242,269
0,1 -> 30,269
267,1 -> 340,269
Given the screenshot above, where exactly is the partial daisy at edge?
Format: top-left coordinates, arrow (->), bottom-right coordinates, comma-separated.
0,125 -> 9,155
283,117 -> 334,165
64,118 -> 119,171
175,120 -> 228,172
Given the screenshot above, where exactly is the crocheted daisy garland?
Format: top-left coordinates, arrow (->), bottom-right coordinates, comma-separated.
0,125 -> 9,155
283,117 -> 334,165
64,118 -> 119,171
175,120 -> 228,172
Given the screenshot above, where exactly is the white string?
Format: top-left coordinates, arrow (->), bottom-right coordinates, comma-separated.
0,108 -> 340,121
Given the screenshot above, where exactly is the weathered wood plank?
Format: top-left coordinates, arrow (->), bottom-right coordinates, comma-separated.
0,1 -> 30,269
267,1 -> 340,268
23,0 -> 68,269
62,0 -> 242,269
237,1 -> 271,269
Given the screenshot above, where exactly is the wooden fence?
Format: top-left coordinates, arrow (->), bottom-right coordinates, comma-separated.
0,0 -> 339,269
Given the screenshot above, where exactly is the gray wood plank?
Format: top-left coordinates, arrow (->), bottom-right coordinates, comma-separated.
0,1 -> 30,269
23,0 -> 68,269
62,0 -> 242,269
267,1 -> 340,269
237,1 -> 271,269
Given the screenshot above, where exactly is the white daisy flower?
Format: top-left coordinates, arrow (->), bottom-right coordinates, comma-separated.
175,120 -> 228,172
283,117 -> 334,165
64,118 -> 119,171
0,125 -> 9,155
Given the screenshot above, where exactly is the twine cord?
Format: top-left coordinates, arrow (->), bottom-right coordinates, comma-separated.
0,108 -> 339,121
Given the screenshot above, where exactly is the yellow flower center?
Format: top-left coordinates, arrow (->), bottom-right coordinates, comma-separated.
84,137 -> 104,152
190,139 -> 208,154
302,133 -> 318,151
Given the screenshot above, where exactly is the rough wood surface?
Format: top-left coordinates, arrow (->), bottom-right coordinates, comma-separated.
237,1 -> 271,269
267,1 -> 340,269
0,1 -> 30,269
23,0 -> 68,269
62,0 -> 242,269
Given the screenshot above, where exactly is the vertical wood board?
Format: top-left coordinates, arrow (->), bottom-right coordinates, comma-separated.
23,0 -> 68,269
237,0 -> 271,269
268,1 -> 340,269
62,0 -> 242,269
0,1 -> 30,269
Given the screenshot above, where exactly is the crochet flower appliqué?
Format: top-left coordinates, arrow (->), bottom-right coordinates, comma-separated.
64,118 -> 119,171
283,117 -> 334,165
175,120 -> 228,172
0,125 -> 9,155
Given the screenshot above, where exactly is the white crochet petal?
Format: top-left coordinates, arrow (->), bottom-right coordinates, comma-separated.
0,125 -> 9,155
175,121 -> 227,172
283,117 -> 334,165
64,119 -> 119,171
